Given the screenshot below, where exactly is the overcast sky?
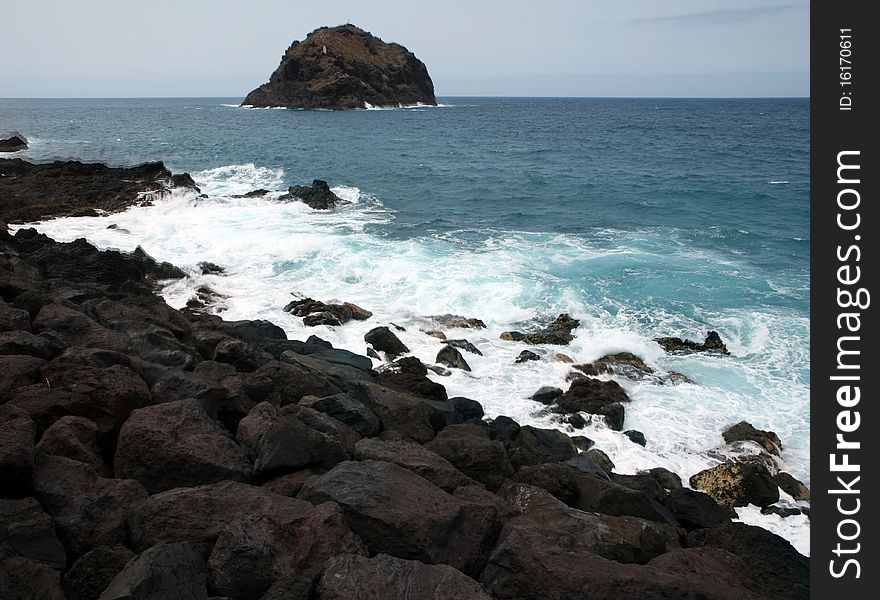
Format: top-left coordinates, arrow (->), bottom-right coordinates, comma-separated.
2,0 -> 808,98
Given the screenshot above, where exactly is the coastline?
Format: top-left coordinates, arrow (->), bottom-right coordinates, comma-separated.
1,158 -> 809,598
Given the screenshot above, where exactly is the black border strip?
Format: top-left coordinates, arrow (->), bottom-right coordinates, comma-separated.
811,0 -> 877,596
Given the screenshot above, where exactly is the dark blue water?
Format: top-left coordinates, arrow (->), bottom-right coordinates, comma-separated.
2,98 -> 811,526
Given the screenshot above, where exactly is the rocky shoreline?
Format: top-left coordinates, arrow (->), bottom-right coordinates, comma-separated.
1,159 -> 809,599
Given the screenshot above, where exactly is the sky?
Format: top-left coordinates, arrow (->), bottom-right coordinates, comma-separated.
1,0 -> 809,98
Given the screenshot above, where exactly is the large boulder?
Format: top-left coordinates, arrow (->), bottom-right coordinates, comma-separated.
505,425 -> 578,468
425,424 -> 515,491
35,416 -> 107,475
552,377 -> 630,430
436,345 -> 471,371
0,557 -> 66,600
242,25 -> 436,110
32,455 -> 147,557
687,522 -> 810,600
298,460 -> 501,576
689,462 -> 780,508
352,382 -> 440,443
315,553 -> 493,600
663,487 -> 735,530
722,421 -> 782,455
480,519 -> 752,600
353,437 -> 478,492
364,326 -> 409,357
62,545 -> 134,600
0,405 -> 36,496
374,356 -> 448,401
0,497 -> 67,568
209,502 -> 366,599
114,399 -> 252,494
98,542 -> 208,600
299,393 -> 381,436
128,481 -> 313,555
500,483 -> 679,564
774,472 -> 811,501
0,134 -> 27,152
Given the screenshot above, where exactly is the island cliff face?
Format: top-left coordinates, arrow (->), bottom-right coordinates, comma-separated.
242,25 -> 437,109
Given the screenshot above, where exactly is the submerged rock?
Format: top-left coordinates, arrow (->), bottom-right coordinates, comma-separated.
243,24 -> 436,110
0,134 -> 27,152
279,180 -> 344,210
655,330 -> 730,355
364,326 -> 409,357
436,344 -> 471,371
284,296 -> 372,326
501,313 -> 580,346
722,421 -> 782,456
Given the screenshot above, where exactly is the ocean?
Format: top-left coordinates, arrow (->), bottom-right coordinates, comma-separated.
1,96 -> 810,553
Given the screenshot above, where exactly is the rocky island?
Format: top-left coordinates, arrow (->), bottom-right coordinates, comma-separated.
242,25 -> 437,110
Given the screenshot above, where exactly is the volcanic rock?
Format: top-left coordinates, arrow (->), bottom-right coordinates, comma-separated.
0,405 -> 36,496
62,545 -> 134,600
98,542 -> 208,600
298,460 -> 501,576
722,420 -> 782,455
364,326 -> 409,357
436,344 -> 471,371
284,296 -> 372,325
243,25 -> 436,110
689,462 -> 780,507
501,314 -> 580,346
655,330 -> 730,355
316,553 -> 493,600
280,180 -> 345,210
0,134 -> 27,152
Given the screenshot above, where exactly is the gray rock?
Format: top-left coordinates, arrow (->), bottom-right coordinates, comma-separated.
98,542 -> 208,600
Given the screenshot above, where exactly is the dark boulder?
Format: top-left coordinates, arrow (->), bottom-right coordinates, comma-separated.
436,344 -> 471,371
0,134 -> 27,152
374,357 -> 448,401
171,172 -> 201,192
35,416 -> 107,475
0,497 -> 67,567
573,352 -> 654,380
664,487 -> 735,530
774,472 -> 811,501
62,545 -> 134,600
197,261 -> 224,275
299,460 -> 501,576
425,424 -> 516,490
585,448 -> 615,473
115,399 -> 252,494
515,350 -> 540,363
655,330 -> 730,355
500,483 -> 680,564
316,553 -> 493,600
501,314 -> 580,346
299,393 -> 381,436
284,296 -> 372,326
429,314 -> 486,329
352,382 -> 440,443
0,557 -> 66,600
447,396 -> 484,421
506,425 -> 578,468
0,405 -> 36,496
129,481 -> 314,555
354,437 -> 478,492
98,542 -> 208,600
364,326 -> 409,357
529,386 -> 563,404
624,429 -> 647,446
442,338 -> 483,355
687,522 -> 810,600
552,377 -> 630,430
280,180 -> 344,210
722,420 -> 782,455
689,462 -> 780,508
32,455 -> 147,557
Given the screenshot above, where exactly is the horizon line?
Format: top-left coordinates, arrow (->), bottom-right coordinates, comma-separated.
1,94 -> 810,100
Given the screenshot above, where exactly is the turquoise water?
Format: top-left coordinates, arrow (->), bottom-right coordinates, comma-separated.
3,97 -> 810,551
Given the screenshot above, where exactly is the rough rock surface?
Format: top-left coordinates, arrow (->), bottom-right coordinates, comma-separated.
689,462 -> 780,507
243,25 -> 436,109
0,134 -> 28,152
280,180 -> 346,211
655,330 -> 730,355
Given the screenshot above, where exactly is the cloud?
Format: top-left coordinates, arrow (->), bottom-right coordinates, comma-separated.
632,3 -> 805,28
